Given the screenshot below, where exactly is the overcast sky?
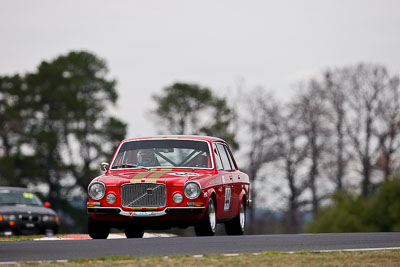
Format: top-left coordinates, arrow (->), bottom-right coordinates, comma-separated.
1,0 -> 400,138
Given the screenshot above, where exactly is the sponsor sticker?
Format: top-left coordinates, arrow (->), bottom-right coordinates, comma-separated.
168,172 -> 201,177
23,192 -> 34,199
224,187 -> 231,211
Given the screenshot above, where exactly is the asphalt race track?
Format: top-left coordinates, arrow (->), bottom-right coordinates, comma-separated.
1,232 -> 400,263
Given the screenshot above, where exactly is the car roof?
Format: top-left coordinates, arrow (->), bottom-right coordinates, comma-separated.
0,186 -> 31,193
121,135 -> 226,143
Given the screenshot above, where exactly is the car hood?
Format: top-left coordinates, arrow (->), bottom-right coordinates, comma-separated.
0,205 -> 57,215
95,170 -> 212,187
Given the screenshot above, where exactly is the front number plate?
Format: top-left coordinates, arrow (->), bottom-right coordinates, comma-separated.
25,223 -> 35,228
132,212 -> 153,216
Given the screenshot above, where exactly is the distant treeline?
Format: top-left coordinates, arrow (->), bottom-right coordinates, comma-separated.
240,64 -> 400,233
1,50 -> 400,233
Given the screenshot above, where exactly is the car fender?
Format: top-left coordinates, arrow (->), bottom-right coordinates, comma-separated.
236,190 -> 247,216
203,187 -> 217,210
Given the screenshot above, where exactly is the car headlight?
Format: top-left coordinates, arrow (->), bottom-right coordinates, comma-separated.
106,193 -> 116,204
184,181 -> 201,199
0,214 -> 16,221
88,182 -> 106,200
173,193 -> 183,204
42,215 -> 55,222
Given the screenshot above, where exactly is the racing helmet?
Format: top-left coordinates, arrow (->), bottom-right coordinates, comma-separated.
136,149 -> 157,167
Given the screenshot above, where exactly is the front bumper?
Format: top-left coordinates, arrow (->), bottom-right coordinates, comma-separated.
87,207 -> 205,217
0,221 -> 58,235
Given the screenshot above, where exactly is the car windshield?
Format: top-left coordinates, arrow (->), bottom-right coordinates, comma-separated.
0,190 -> 43,206
111,139 -> 212,169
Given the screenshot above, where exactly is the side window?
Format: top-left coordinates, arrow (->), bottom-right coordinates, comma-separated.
216,143 -> 233,171
213,146 -> 224,170
224,145 -> 237,170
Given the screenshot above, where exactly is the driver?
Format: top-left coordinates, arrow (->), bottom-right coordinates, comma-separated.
136,149 -> 159,167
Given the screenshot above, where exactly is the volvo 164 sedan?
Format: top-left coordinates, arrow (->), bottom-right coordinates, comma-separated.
87,136 -> 250,239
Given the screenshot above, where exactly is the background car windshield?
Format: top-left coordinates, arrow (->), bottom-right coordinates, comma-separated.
111,139 -> 212,169
0,191 -> 43,206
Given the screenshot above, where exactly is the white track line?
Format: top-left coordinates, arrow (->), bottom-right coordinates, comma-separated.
34,233 -> 177,241
316,247 -> 400,252
0,260 -> 68,265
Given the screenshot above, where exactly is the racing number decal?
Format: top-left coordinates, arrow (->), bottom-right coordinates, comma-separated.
224,187 -> 231,211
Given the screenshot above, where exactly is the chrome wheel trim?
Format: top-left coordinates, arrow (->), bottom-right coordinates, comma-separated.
209,199 -> 216,231
239,202 -> 245,230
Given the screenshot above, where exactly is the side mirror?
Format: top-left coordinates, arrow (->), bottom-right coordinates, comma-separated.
100,162 -> 109,172
44,202 -> 51,208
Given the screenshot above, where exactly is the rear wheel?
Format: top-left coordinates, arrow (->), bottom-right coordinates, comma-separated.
194,197 -> 216,236
225,199 -> 246,235
88,216 -> 110,239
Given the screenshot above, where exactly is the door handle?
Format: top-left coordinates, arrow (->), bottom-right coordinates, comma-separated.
229,176 -> 233,180
238,175 -> 241,179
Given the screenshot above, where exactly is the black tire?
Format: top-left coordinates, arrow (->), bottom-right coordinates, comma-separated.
194,197 -> 216,236
124,224 -> 144,238
88,216 -> 110,239
225,199 -> 246,235
43,227 -> 58,236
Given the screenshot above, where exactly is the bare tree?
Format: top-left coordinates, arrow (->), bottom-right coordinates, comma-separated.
322,70 -> 351,192
344,64 -> 388,196
267,103 -> 309,233
243,87 -> 322,232
294,80 -> 330,215
242,88 -> 281,224
374,74 -> 400,179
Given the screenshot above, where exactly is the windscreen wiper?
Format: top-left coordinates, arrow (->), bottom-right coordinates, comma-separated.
111,164 -> 150,170
111,164 -> 138,169
0,202 -> 18,206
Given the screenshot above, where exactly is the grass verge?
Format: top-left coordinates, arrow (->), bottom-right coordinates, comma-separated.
3,250 -> 400,266
0,234 -> 63,242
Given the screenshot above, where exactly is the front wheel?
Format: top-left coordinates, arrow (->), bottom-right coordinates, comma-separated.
194,197 -> 216,236
88,216 -> 110,239
225,199 -> 246,235
124,223 -> 144,238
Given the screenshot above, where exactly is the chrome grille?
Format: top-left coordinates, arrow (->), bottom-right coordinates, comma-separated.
121,183 -> 166,208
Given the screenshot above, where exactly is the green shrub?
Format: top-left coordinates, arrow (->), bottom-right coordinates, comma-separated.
306,176 -> 400,233
368,177 -> 400,231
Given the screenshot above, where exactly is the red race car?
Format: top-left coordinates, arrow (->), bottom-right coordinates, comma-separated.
87,135 -> 250,239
